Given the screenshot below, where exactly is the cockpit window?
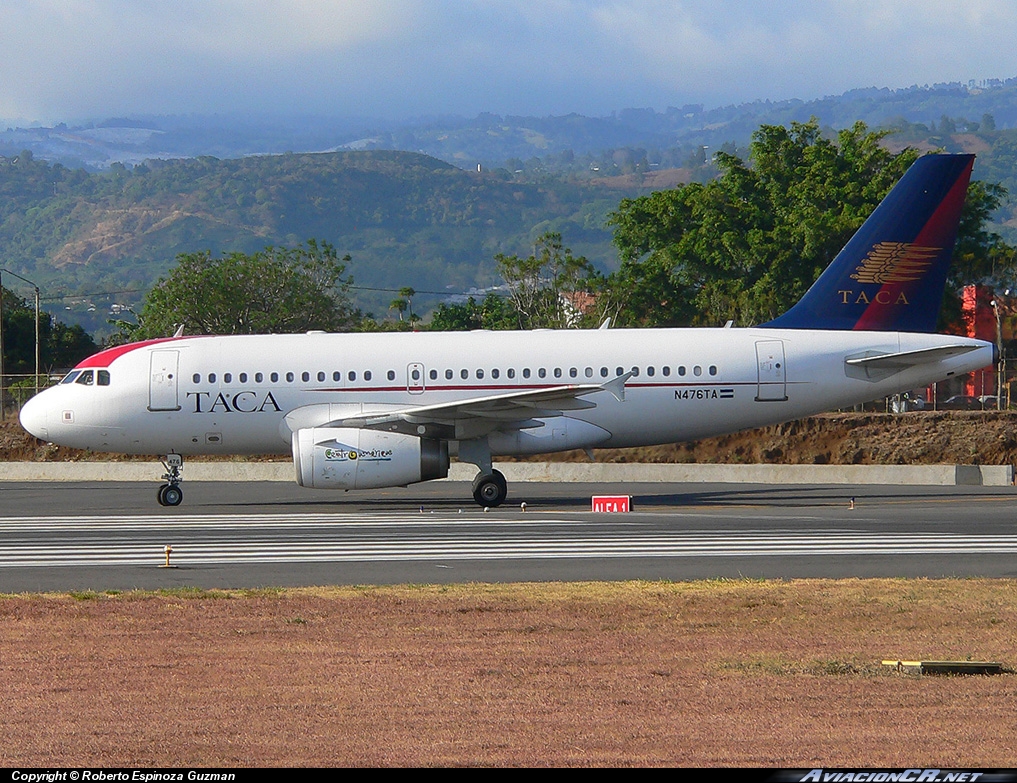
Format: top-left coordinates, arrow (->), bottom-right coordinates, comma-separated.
75,370 -> 95,385
60,370 -> 82,384
97,370 -> 110,386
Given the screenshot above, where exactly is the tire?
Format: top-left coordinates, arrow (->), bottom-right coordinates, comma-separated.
157,484 -> 169,506
472,470 -> 507,507
161,485 -> 183,507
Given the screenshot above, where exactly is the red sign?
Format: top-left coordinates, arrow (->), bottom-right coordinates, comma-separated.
591,495 -> 631,512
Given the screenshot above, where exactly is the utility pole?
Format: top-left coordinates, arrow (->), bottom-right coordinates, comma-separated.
0,269 -> 43,411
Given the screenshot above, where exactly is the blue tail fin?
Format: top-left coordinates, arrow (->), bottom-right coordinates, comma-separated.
763,153 -> 974,333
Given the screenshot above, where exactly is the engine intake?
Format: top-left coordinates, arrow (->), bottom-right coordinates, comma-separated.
293,427 -> 449,490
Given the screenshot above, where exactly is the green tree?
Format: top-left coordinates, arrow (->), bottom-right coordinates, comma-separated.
136,240 -> 357,337
389,286 -> 417,324
429,293 -> 515,331
607,119 -> 922,326
1,286 -> 96,372
495,232 -> 603,329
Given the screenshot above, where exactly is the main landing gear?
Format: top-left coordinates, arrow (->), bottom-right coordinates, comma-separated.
157,453 -> 184,507
472,469 -> 507,507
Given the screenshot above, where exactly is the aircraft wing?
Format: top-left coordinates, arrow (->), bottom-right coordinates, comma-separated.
845,344 -> 982,370
325,373 -> 630,440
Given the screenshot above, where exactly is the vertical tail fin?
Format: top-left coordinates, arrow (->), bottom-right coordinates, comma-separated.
763,153 -> 974,332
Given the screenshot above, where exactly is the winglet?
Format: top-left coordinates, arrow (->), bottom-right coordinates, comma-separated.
602,371 -> 632,402
763,154 -> 974,333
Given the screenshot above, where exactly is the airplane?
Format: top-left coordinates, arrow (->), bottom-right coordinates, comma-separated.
18,153 -> 995,508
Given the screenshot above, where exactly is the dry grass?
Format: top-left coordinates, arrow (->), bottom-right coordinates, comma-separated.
8,411 -> 1017,466
2,579 -> 1016,767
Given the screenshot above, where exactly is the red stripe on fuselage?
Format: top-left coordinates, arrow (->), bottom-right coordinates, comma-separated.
73,336 -> 205,368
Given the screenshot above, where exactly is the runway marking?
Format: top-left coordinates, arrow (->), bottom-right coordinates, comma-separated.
3,511 -> 1017,567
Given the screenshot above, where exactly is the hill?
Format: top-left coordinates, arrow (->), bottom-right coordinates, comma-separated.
0,150 -> 635,333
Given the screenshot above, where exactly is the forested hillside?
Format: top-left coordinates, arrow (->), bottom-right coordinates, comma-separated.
0,150 -> 630,327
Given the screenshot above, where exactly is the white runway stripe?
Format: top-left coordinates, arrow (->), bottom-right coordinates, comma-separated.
3,511 -> 1017,567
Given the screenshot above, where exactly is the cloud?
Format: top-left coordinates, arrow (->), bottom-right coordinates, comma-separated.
0,0 -> 1014,122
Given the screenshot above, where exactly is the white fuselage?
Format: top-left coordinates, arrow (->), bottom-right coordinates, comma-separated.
19,327 -> 995,457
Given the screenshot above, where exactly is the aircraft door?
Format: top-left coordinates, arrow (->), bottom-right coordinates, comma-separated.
407,362 -> 425,394
755,340 -> 787,402
149,350 -> 181,411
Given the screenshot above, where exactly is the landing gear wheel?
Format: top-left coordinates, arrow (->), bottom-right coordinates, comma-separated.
157,454 -> 185,507
472,469 -> 507,507
161,484 -> 183,507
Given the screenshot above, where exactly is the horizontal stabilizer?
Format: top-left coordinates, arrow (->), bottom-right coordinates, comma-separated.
845,344 -> 982,370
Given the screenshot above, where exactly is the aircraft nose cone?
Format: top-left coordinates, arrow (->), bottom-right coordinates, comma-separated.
19,394 -> 49,440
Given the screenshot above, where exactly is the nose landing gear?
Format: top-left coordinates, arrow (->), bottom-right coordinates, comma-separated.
157,453 -> 184,506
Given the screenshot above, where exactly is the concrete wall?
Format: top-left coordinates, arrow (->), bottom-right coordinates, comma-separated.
1,461 -> 1012,486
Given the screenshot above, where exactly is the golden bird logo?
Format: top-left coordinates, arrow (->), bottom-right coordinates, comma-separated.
850,242 -> 941,284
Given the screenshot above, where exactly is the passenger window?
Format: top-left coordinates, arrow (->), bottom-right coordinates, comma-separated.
209,373 -> 217,383
631,367 -> 640,377
522,368 -> 531,379
97,370 -> 110,386
476,369 -> 484,379
388,370 -> 396,381
192,373 -> 200,384
460,369 -> 468,380
616,367 -> 624,376
646,366 -> 655,377
348,371 -> 356,382
709,366 -> 718,376
445,369 -> 454,380
569,368 -> 577,378
364,371 -> 372,381
491,368 -> 499,379
538,368 -> 546,379
507,368 -> 516,379
662,366 -> 671,377
317,372 -> 325,382
553,368 -> 562,378
600,367 -> 608,377
333,371 -> 342,382
224,373 -> 232,383
693,365 -> 702,376
585,367 -> 593,378
256,372 -> 264,383
271,372 -> 279,383
286,372 -> 294,382
239,373 -> 248,383
412,368 -> 421,381
302,372 -> 310,382
429,369 -> 438,380
678,366 -> 686,377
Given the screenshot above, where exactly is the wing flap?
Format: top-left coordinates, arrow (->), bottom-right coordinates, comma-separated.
332,376 -> 629,438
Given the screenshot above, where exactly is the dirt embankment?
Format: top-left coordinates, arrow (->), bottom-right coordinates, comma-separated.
4,410 -> 1017,465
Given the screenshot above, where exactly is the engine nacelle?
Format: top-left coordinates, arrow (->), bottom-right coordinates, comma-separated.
293,427 -> 449,490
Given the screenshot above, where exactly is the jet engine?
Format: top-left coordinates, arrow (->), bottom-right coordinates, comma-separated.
293,427 -> 449,490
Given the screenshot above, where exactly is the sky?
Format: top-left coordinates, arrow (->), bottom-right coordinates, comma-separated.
1,0 -> 1016,124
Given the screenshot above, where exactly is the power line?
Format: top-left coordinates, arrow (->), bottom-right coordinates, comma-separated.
38,284 -> 505,303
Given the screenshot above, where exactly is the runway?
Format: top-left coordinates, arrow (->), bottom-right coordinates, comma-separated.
2,480 -> 1017,591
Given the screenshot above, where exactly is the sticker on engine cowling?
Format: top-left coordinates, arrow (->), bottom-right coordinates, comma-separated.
323,447 -> 393,462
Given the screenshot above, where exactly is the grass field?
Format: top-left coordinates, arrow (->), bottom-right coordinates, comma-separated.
2,579 -> 1015,767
